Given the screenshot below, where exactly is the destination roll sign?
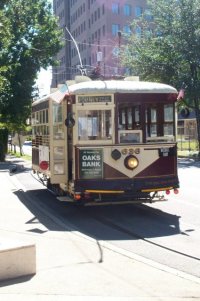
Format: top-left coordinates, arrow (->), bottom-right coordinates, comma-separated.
78,95 -> 111,104
79,148 -> 103,179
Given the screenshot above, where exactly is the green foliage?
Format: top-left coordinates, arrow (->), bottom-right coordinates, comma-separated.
0,6 -> 12,94
0,0 -> 63,130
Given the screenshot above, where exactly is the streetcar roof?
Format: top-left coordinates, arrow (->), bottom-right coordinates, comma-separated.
68,80 -> 178,95
32,80 -> 177,106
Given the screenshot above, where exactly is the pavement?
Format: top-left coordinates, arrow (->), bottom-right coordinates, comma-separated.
0,155 -> 200,301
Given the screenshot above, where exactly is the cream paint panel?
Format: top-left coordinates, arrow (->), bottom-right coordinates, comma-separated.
104,147 -> 158,178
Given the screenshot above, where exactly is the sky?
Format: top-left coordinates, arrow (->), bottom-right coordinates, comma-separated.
36,68 -> 52,97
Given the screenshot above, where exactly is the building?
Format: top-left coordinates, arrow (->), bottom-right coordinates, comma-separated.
178,109 -> 197,140
52,0 -> 147,87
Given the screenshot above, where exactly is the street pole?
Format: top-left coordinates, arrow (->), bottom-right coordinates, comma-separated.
117,31 -> 121,75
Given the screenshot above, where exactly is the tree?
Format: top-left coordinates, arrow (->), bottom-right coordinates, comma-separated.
121,0 -> 200,156
0,0 -> 63,159
0,1 -> 11,96
0,0 -> 63,126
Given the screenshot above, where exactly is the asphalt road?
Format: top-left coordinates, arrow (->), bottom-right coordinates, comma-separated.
13,157 -> 200,279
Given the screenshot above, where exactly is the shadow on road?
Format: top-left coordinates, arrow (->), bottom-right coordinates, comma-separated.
13,186 -> 181,242
178,158 -> 200,169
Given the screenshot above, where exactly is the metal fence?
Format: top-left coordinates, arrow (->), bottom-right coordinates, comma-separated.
177,119 -> 198,152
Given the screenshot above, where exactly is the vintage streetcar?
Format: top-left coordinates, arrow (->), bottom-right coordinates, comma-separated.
32,76 -> 179,205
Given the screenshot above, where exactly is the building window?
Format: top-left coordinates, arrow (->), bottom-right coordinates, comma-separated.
135,26 -> 142,37
112,3 -> 120,15
124,4 -> 131,16
135,6 -> 143,17
145,9 -> 153,21
102,4 -> 105,14
123,25 -> 131,35
102,25 -> 105,36
112,24 -> 120,36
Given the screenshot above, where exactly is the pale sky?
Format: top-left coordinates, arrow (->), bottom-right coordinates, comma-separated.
36,67 -> 52,97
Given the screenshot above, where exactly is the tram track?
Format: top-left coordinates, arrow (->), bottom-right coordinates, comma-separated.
87,212 -> 200,262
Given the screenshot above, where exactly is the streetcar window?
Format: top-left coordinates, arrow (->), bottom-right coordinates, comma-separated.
36,112 -> 39,124
53,103 -> 64,140
164,124 -> 173,135
146,105 -> 158,138
39,111 -> 43,124
53,103 -> 63,123
46,109 -> 49,123
53,124 -> 64,140
164,104 -> 174,136
43,110 -> 46,123
164,104 -> 173,121
78,109 -> 112,140
118,105 -> 141,130
146,103 -> 175,142
31,113 -> 35,125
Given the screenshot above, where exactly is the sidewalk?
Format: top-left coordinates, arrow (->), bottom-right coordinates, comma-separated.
0,156 -> 200,301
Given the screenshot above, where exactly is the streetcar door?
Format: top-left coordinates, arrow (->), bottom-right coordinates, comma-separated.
49,100 -> 68,184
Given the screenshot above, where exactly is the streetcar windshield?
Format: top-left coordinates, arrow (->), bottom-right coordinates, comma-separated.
78,109 -> 112,141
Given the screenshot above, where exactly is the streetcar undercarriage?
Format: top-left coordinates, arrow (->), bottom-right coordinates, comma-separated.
33,169 -> 178,206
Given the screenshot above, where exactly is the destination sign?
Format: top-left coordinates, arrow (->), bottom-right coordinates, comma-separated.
79,148 -> 103,179
78,95 -> 111,104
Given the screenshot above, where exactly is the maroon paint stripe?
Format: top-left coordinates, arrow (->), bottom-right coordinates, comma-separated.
136,156 -> 176,177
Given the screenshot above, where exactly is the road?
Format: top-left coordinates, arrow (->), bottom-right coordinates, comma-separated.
12,157 -> 200,279
21,141 -> 32,156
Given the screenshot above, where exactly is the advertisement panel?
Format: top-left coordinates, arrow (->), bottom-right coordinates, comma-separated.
79,148 -> 103,179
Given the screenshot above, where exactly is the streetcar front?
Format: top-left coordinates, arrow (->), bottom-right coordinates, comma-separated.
67,80 -> 179,205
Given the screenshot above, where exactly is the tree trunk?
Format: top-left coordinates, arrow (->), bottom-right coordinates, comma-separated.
194,96 -> 200,157
17,132 -> 23,156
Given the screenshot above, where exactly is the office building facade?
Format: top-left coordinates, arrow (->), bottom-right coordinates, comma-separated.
52,0 -> 147,87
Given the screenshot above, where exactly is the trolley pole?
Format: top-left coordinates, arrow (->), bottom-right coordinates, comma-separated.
65,26 -> 86,76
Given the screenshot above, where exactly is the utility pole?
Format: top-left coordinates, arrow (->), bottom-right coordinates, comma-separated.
117,31 -> 121,76
97,38 -> 102,67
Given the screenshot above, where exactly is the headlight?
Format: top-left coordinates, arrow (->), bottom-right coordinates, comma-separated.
124,155 -> 139,170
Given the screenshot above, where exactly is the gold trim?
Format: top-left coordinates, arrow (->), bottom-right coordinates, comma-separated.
85,190 -> 124,194
141,187 -> 173,192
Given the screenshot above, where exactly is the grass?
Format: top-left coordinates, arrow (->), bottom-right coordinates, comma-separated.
177,139 -> 199,158
7,151 -> 31,161
177,140 -> 198,151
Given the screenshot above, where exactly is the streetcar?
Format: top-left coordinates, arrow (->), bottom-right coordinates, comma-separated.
32,76 -> 179,205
